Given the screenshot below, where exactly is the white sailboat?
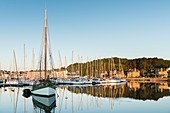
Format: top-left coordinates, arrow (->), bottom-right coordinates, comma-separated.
6,50 -> 23,86
118,58 -> 126,82
31,9 -> 55,97
106,58 -> 121,83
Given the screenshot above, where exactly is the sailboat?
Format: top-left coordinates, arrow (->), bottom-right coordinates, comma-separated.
6,50 -> 23,87
117,58 -> 126,82
107,58 -> 121,83
31,9 -> 56,97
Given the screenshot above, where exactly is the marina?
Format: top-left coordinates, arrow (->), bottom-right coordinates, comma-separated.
1,0 -> 170,113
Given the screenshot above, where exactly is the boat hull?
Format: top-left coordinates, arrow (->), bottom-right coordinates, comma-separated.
120,78 -> 126,82
32,87 -> 56,97
107,79 -> 121,83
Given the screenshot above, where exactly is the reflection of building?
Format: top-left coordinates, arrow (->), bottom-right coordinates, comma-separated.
128,81 -> 170,93
127,68 -> 140,78
158,82 -> 170,92
127,82 -> 140,91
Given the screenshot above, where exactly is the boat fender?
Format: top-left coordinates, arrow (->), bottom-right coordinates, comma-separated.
46,83 -> 49,86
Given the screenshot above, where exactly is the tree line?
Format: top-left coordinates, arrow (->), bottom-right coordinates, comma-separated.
67,57 -> 170,77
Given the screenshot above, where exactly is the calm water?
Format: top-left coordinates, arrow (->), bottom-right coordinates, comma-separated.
0,82 -> 170,113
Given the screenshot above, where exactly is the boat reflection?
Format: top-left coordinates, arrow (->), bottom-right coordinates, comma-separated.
61,82 -> 125,99
32,95 -> 56,113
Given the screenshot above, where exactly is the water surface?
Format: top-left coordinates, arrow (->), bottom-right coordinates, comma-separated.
0,82 -> 169,113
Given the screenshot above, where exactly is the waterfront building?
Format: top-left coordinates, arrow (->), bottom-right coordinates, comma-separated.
127,68 -> 140,78
26,70 -> 68,79
158,67 -> 170,78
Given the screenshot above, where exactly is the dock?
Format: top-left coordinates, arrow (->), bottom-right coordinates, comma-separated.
0,83 -> 30,87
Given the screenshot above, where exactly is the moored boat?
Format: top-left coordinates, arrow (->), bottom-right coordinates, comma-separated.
107,78 -> 121,83
31,9 -> 56,97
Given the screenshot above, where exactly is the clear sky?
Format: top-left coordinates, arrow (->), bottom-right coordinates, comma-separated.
0,0 -> 170,70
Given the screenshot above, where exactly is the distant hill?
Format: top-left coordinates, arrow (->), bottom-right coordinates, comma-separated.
67,57 -> 170,77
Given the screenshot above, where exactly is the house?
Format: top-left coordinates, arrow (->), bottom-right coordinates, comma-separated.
127,68 -> 140,78
158,67 -> 170,78
26,70 -> 68,79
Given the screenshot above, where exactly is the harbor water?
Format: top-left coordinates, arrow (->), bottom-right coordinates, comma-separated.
0,82 -> 169,113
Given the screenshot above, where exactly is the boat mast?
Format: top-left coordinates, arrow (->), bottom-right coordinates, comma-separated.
98,59 -> 100,78
119,58 -> 121,72
95,59 -> 96,78
108,58 -> 110,77
112,57 -> 115,78
78,54 -> 80,75
24,44 -> 26,80
89,58 -> 91,78
81,56 -> 82,77
32,48 -> 35,78
71,50 -> 74,74
86,57 -> 88,76
13,50 -> 18,80
44,9 -> 47,79
65,56 -> 67,78
118,58 -> 121,78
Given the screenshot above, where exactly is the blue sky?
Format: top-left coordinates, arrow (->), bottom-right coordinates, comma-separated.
0,0 -> 170,70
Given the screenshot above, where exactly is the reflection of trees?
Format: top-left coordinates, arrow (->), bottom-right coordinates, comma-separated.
124,83 -> 170,101
66,85 -> 125,99
62,82 -> 170,101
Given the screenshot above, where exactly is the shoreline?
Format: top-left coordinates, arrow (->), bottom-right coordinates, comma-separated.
126,77 -> 169,83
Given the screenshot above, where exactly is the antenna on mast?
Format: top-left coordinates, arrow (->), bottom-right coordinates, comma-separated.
45,0 -> 47,9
